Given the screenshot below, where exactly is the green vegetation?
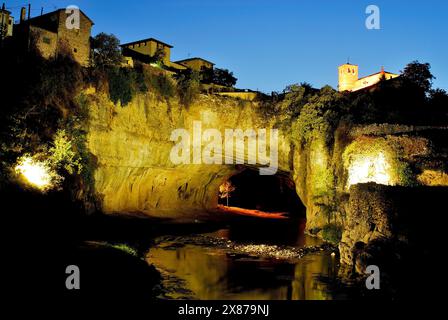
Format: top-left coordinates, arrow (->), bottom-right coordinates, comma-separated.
0,37 -> 98,207
91,33 -> 123,69
259,61 -> 447,148
201,67 -> 237,87
293,86 -> 344,146
109,243 -> 140,258
343,137 -> 417,187
347,61 -> 448,125
175,69 -> 201,106
146,69 -> 176,100
49,129 -> 83,175
106,66 -> 148,106
322,223 -> 343,244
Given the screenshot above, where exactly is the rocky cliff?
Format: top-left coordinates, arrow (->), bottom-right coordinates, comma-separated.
85,88 -> 448,255
86,89 -> 287,220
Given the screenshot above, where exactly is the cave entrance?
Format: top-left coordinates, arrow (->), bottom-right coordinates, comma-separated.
218,168 -> 306,219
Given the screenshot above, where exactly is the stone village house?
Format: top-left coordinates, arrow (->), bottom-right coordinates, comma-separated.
9,6 -> 215,75
0,4 -> 13,41
13,7 -> 94,66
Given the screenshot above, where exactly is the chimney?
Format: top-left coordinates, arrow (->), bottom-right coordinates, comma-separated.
20,7 -> 26,23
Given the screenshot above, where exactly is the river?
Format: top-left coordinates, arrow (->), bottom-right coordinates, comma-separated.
146,217 -> 345,300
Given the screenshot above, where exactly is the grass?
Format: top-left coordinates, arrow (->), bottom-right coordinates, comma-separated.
109,243 -> 139,258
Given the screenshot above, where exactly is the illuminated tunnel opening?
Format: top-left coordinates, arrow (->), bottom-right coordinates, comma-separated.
218,168 -> 306,219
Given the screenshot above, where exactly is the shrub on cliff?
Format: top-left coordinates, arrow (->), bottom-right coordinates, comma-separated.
0,44 -> 83,165
148,72 -> 176,100
106,65 -> 148,106
293,86 -> 346,146
107,67 -> 134,106
322,223 -> 343,244
0,42 -> 98,208
175,69 -> 201,106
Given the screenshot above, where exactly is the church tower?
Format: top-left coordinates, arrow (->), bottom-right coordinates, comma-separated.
338,63 -> 359,92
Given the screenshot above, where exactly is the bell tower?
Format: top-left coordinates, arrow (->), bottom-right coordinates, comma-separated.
338,63 -> 359,92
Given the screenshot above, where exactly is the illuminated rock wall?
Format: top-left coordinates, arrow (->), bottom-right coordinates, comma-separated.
86,90 -> 294,221
85,88 -> 448,235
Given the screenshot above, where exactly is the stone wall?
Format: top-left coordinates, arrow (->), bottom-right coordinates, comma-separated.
339,183 -> 448,275
30,26 -> 58,59
55,10 -> 92,66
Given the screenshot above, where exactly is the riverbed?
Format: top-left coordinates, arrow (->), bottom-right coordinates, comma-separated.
146,217 -> 346,300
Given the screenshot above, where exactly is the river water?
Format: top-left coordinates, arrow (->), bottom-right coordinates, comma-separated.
146,218 -> 344,300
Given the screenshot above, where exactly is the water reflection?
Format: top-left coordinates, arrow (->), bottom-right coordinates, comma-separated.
147,219 -> 340,300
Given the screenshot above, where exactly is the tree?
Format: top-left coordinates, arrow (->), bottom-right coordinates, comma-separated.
429,88 -> 448,112
401,61 -> 435,93
219,181 -> 236,207
211,68 -> 237,87
91,33 -> 122,69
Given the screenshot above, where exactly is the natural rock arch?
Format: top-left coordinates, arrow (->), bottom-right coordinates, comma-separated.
86,89 -> 445,235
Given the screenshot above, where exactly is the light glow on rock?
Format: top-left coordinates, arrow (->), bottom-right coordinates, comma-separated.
346,152 -> 392,189
15,157 -> 53,190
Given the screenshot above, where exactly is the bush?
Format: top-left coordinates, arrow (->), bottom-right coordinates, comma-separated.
106,66 -> 148,106
153,74 -> 176,99
146,70 -> 176,100
293,86 -> 344,146
175,69 -> 201,106
0,40 -> 102,203
322,223 -> 343,244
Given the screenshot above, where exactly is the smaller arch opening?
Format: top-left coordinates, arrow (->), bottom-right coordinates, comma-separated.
218,168 -> 306,219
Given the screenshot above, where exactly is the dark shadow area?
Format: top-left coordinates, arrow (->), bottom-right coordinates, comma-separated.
341,184 -> 448,301
2,183 -> 164,303
218,169 -> 306,218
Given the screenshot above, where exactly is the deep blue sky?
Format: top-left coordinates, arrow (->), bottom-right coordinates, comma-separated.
6,0 -> 448,92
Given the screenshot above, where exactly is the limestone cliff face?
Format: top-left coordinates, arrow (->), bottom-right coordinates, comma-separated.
338,127 -> 448,273
338,183 -> 448,276
85,88 -> 448,241
85,89 -> 346,228
86,90 -> 294,220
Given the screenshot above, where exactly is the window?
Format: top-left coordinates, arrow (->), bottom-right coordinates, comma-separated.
43,37 -> 51,44
73,48 -> 78,53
